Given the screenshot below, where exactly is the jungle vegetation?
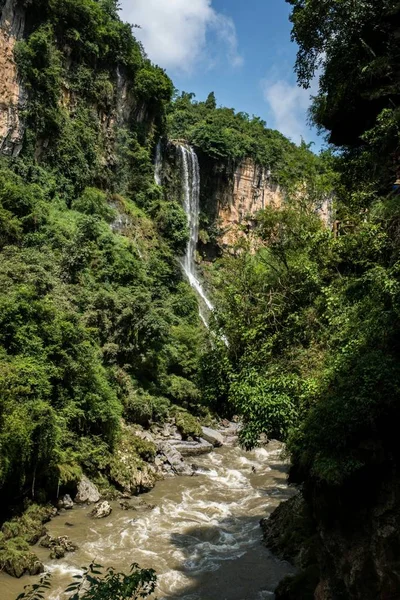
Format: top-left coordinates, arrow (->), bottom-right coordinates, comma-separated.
200,0 -> 400,490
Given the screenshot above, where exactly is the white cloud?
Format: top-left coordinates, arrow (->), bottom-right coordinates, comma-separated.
119,0 -> 243,73
262,76 -> 319,144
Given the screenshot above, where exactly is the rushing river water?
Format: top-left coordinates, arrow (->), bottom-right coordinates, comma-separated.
2,442 -> 295,600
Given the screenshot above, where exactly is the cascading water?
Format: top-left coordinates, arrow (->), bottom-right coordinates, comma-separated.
178,144 -> 214,322
154,140 -> 163,186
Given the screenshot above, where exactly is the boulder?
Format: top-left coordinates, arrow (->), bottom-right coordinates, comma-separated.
0,538 -> 44,579
109,428 -> 157,495
201,426 -> 224,447
40,534 -> 78,559
4,553 -> 44,579
50,545 -> 65,560
74,476 -> 100,504
157,442 -> 193,476
57,494 -> 74,510
171,439 -> 213,457
91,501 -> 112,519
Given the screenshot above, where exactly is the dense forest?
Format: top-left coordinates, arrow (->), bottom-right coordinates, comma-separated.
1,0 -> 400,597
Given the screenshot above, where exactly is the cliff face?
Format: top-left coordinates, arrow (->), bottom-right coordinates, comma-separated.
263,469 -> 400,600
0,0 -> 167,187
310,471 -> 400,600
0,0 -> 26,156
218,158 -> 282,247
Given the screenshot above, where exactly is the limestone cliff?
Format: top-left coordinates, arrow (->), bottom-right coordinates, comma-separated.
218,159 -> 282,247
0,0 -> 26,156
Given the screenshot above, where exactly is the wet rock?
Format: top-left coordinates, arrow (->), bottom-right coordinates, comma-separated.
201,426 -> 224,447
57,494 -> 74,510
50,545 -> 65,560
74,475 -> 100,504
91,501 -> 112,519
4,554 -> 44,579
39,534 -> 52,549
119,500 -> 137,511
171,439 -> 213,457
39,534 -> 78,559
157,441 -> 193,476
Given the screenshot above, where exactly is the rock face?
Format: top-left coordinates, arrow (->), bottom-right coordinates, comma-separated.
201,426 -> 224,447
74,476 -> 101,504
219,159 -> 282,247
264,473 -> 400,600
91,501 -> 112,519
0,0 -> 27,156
307,472 -> 400,600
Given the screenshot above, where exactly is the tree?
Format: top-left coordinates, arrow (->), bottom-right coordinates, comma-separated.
205,91 -> 217,110
286,0 -> 400,145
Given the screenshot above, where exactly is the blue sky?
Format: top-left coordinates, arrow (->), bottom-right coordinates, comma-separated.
119,0 -> 322,149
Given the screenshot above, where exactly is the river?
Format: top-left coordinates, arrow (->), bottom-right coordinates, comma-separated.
2,441 -> 295,600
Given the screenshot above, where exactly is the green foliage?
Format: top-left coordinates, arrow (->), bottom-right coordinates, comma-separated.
199,0 -> 400,493
231,370 -> 301,448
152,200 -> 189,253
71,188 -> 115,221
0,159 -> 202,505
287,0 -> 400,146
0,0 -> 201,512
16,562 -> 156,600
168,92 -> 331,189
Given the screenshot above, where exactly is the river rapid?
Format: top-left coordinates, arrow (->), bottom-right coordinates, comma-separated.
2,442 -> 295,600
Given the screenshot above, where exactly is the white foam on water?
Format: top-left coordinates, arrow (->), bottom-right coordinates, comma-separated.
45,563 -> 83,578
255,591 -> 275,599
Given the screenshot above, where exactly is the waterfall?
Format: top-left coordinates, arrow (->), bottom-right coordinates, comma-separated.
178,144 -> 214,320
154,140 -> 163,185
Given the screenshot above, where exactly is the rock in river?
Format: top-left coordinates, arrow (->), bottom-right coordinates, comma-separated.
74,475 -> 100,504
157,441 -> 193,476
201,426 -> 224,447
57,494 -> 74,510
91,501 -> 112,519
171,439 -> 213,457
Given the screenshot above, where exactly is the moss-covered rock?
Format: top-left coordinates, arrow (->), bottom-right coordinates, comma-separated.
109,427 -> 157,495
172,407 -> 202,440
0,535 -> 44,578
1,504 -> 54,545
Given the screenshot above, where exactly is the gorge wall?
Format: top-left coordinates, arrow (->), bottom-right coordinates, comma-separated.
0,0 -> 26,156
217,158 -> 282,248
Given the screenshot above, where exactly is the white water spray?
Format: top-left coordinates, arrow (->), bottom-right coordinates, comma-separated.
154,140 -> 163,186
178,144 -> 215,320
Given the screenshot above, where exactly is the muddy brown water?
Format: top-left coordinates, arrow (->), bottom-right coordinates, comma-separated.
1,442 -> 295,600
